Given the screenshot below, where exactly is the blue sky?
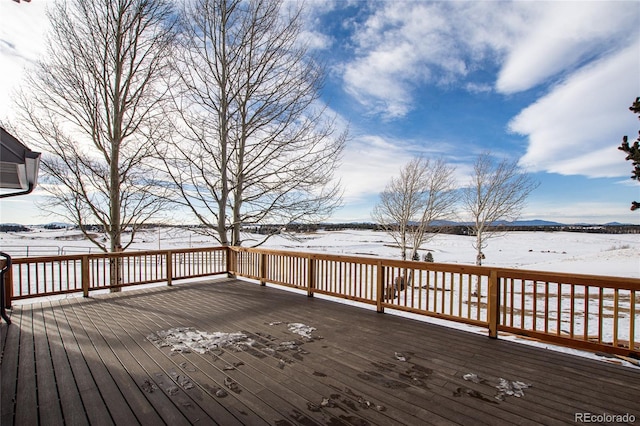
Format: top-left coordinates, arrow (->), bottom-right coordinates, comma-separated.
1,0 -> 639,225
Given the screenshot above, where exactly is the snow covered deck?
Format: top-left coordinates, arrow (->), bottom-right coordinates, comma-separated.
2,278 -> 639,425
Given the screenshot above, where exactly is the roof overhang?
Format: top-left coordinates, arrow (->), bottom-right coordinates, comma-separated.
0,127 -> 41,198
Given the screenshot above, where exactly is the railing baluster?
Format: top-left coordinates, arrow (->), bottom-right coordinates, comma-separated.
520,280 -> 525,329
532,280 -> 538,331
376,261 -> 383,313
630,290 -> 636,352
584,285 -> 589,341
449,272 -> 454,316
557,283 -> 562,336
570,284 -> 575,338
544,282 -> 549,334
613,289 -> 619,348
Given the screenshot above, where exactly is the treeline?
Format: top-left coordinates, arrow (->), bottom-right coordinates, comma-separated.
248,223 -> 640,235
436,224 -> 640,235
3,222 -> 638,235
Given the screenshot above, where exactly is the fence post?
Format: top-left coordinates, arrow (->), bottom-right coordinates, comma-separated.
307,256 -> 315,297
260,253 -> 267,286
226,247 -> 236,278
166,251 -> 173,286
2,259 -> 13,309
488,269 -> 499,339
376,261 -> 384,313
81,255 -> 90,297
109,246 -> 123,293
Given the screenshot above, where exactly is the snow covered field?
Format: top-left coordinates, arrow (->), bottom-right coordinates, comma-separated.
263,229 -> 640,278
2,227 -> 638,278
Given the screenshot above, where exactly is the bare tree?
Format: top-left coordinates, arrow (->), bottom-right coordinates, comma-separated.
159,0 -> 345,246
14,0 -> 176,255
372,157 -> 458,261
462,152 -> 539,269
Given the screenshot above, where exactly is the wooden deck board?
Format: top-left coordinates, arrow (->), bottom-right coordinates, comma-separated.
87,308 -> 213,426
57,298 -> 142,426
15,304 -> 38,426
70,297 -> 248,426
70,298 -> 197,426
102,285 -> 345,425
88,289 -> 283,425
50,298 -> 114,426
33,303 -> 65,425
1,305 -> 21,426
2,278 -> 639,426
43,300 -> 89,426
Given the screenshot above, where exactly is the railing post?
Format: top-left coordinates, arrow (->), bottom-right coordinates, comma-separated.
226,247 -> 236,278
376,261 -> 384,313
109,246 -> 123,293
2,258 -> 13,309
81,255 -> 90,297
166,251 -> 173,286
488,269 -> 499,339
260,252 -> 267,286
307,256 -> 315,297
6,264 -> 12,308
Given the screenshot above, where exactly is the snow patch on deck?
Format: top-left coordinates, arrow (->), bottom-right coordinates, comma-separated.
147,327 -> 254,354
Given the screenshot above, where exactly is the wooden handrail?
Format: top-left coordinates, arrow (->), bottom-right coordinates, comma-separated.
6,246 -> 228,301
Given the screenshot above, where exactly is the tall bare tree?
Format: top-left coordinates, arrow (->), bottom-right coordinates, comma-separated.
14,0 -> 176,254
372,157 -> 457,261
159,0 -> 345,246
462,152 -> 538,268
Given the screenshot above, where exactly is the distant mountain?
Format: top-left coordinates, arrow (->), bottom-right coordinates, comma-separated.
424,219 -> 566,227
499,220 -> 565,226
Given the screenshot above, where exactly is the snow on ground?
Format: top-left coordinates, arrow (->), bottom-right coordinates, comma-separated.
1,227 -> 639,277
262,229 -> 640,278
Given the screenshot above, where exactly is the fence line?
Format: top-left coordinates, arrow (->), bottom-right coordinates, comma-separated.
228,247 -> 639,357
4,247 -> 227,300
2,245 -> 637,357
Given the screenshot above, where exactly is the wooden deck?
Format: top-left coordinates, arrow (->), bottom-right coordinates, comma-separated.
2,278 -> 639,426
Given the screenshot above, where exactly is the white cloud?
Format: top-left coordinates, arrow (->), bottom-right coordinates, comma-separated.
336,132 -> 468,207
335,2 -> 524,118
300,29 -> 333,51
465,82 -> 492,94
335,2 -> 638,120
341,2 -> 473,119
511,42 -> 640,177
496,2 -> 636,94
337,135 -> 414,200
0,1 -> 50,121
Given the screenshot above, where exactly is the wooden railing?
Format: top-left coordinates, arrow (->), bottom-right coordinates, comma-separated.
2,246 -> 638,357
496,269 -> 639,356
4,247 -> 227,301
229,247 -> 640,357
